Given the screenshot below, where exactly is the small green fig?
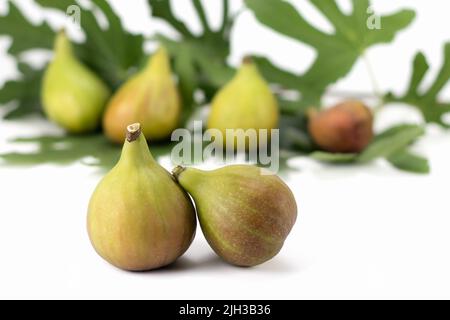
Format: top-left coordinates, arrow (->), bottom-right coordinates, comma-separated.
207,57 -> 279,148
172,165 -> 297,267
103,47 -> 181,144
308,100 -> 374,153
87,123 -> 196,271
41,31 -> 110,133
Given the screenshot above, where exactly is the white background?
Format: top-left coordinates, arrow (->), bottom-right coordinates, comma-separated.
1,0 -> 450,299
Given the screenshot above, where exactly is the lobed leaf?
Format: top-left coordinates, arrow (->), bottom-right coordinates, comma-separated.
148,0 -> 193,37
385,43 -> 450,127
0,0 -> 54,55
0,134 -> 175,171
310,151 -> 357,163
0,63 -> 45,119
246,0 -> 415,109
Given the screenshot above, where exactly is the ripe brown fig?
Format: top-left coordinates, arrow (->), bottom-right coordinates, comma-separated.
172,165 -> 297,267
308,100 -> 374,153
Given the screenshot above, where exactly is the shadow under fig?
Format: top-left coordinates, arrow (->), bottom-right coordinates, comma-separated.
145,253 -> 298,275
144,254 -> 224,274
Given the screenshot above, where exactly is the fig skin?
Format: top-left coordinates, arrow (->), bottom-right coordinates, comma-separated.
173,165 -> 297,267
87,124 -> 196,271
207,57 -> 279,148
103,47 -> 181,144
308,101 -> 374,153
41,31 -> 110,133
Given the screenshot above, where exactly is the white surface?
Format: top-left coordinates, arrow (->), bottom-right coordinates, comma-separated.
1,0 -> 450,300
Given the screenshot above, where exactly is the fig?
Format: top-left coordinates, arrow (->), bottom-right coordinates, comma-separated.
308,100 -> 374,153
172,165 -> 297,267
103,47 -> 181,144
207,57 -> 279,148
87,123 -> 196,271
41,31 -> 110,133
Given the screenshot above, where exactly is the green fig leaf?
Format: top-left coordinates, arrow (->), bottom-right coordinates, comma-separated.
245,0 -> 415,108
172,44 -> 197,119
278,114 -> 314,152
0,134 -> 119,170
387,148 -> 430,174
279,99 -> 311,115
385,44 -> 450,127
307,124 -> 427,169
0,63 -> 45,119
357,124 -> 425,163
148,0 -> 193,37
0,134 -> 176,172
0,1 -> 53,119
255,57 -> 322,108
310,151 -> 357,163
0,1 -> 54,55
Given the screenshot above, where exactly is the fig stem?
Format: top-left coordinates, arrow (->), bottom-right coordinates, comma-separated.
242,55 -> 253,64
126,123 -> 142,142
172,165 -> 186,182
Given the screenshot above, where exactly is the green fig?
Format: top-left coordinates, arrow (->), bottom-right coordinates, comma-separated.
103,47 -> 181,144
87,123 -> 196,271
172,165 -> 297,267
42,31 -> 110,133
308,100 -> 374,153
207,57 -> 279,148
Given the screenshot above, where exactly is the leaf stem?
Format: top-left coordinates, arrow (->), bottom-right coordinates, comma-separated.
192,0 -> 212,34
363,52 -> 385,112
220,0 -> 229,35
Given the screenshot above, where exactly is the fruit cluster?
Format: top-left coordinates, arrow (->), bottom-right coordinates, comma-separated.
42,32 -> 374,153
87,123 -> 298,270
43,31 -> 374,270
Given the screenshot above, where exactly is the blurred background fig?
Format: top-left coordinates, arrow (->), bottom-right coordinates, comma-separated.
87,123 -> 196,271
207,57 -> 279,148
41,31 -> 110,133
173,165 -> 297,267
308,100 -> 374,153
103,47 -> 181,144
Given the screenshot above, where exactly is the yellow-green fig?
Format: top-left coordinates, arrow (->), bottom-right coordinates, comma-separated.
103,47 -> 181,144
87,123 -> 196,271
172,165 -> 297,267
207,57 -> 279,148
308,100 -> 374,153
41,31 -> 110,133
